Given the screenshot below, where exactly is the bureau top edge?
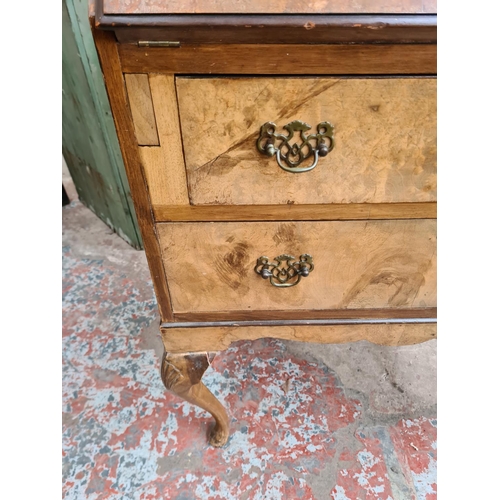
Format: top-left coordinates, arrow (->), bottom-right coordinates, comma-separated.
93,0 -> 437,45
98,0 -> 436,16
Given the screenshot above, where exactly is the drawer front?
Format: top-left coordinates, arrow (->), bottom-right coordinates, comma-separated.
175,77 -> 436,206
157,220 -> 436,314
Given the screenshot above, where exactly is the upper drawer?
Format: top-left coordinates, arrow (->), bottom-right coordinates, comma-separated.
175,77 -> 436,206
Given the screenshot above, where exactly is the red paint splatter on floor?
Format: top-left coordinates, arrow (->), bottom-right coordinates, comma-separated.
332,430 -> 394,499
390,418 -> 437,499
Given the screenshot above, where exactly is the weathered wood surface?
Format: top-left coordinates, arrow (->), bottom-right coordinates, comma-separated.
63,0 -> 141,248
103,0 -> 436,15
161,323 -> 437,353
161,352 -> 229,447
119,44 -> 437,75
175,78 -> 436,206
109,16 -> 437,45
124,74 -> 159,146
153,202 -> 437,222
157,220 -> 436,313
139,75 -> 189,206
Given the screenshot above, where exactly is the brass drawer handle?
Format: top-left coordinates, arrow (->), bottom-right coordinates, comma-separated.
254,254 -> 314,287
257,120 -> 334,173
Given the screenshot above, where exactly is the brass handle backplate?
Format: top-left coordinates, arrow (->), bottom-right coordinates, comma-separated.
254,254 -> 314,287
256,120 -> 334,173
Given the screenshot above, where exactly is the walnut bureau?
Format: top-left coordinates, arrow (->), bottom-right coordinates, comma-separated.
91,0 -> 437,447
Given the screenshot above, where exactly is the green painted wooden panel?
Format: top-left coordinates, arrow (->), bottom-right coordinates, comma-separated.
62,0 -> 142,249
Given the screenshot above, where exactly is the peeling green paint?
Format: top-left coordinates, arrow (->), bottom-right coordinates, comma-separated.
62,0 -> 142,249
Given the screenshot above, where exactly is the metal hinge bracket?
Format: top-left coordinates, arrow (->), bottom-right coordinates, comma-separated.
137,41 -> 181,48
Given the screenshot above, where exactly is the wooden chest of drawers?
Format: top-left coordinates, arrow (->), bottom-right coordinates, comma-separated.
92,0 -> 437,447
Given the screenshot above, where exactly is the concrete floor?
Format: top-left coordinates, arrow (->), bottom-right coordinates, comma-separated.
62,174 -> 437,499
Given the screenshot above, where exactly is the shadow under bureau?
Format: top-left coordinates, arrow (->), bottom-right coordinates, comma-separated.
91,0 -> 437,447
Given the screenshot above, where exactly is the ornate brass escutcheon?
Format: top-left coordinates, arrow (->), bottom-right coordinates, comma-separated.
256,120 -> 334,173
254,254 -> 314,287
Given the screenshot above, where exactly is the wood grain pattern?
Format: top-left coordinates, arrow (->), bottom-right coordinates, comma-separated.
103,0 -> 437,15
173,307 -> 437,322
175,78 -> 436,206
138,147 -> 175,206
119,44 -> 437,75
138,75 -> 189,206
157,220 -> 436,314
144,74 -> 189,206
93,27 -> 174,321
124,74 -> 159,146
153,203 -> 437,222
161,323 -> 437,353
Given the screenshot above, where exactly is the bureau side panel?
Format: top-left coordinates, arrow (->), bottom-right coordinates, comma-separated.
93,28 -> 174,321
157,220 -> 436,314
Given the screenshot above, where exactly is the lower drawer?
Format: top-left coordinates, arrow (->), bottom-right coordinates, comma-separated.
157,220 -> 436,315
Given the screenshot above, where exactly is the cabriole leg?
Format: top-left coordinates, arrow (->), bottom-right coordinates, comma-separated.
161,352 -> 230,447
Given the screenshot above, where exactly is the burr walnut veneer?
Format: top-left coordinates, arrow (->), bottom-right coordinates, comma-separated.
92,0 -> 437,447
